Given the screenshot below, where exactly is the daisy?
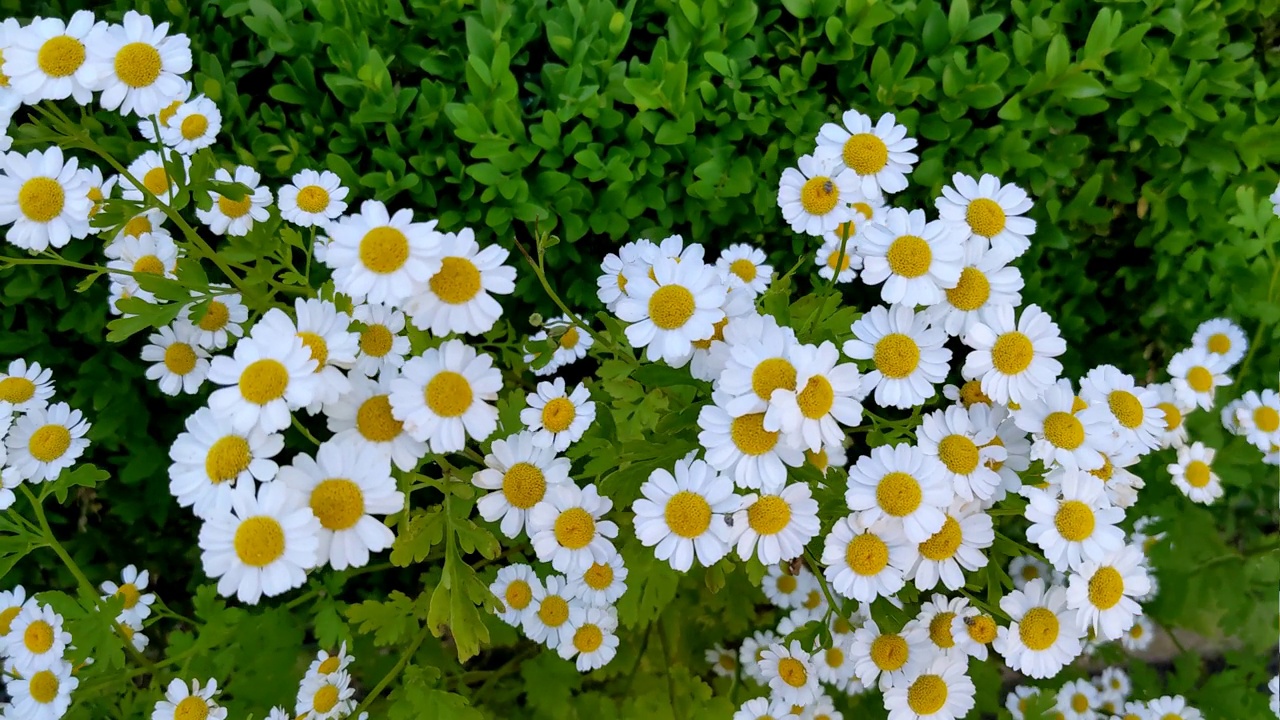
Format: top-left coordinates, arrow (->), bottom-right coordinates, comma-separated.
557,605 -> 620,671
525,315 -> 594,376
806,441 -> 847,476
1191,317 -> 1247,368
82,164 -> 117,221
633,457 -> 739,571
528,483 -> 618,574
1120,614 -> 1153,652
198,479 -> 321,604
850,620 -> 929,691
935,172 -> 1037,261
1079,365 -> 1164,453
595,238 -> 655,311
844,304 -> 950,408
717,243 -> 773,295
5,401 -> 91,483
1167,441 -> 1223,504
1144,696 -> 1202,720
7,658 -> 78,720
760,640 -> 822,706
1096,667 -> 1131,699
739,629 -> 782,682
777,152 -> 859,235
0,358 -> 55,410
521,379 -> 596,452
942,378 -> 992,408
993,578 -> 1083,679
815,234 -> 862,283
1006,686 -> 1043,720
389,339 -> 501,453
1025,472 -> 1124,572
160,95 -> 221,154
278,169 -> 349,228
706,643 -> 739,677
1,602 -> 71,672
730,483 -> 820,564
404,227 -> 515,335
904,594 -> 973,662
0,146 -> 93,251
522,574 -> 578,647
615,255 -> 727,367
846,443 -> 953,542
295,669 -> 355,720
1233,389 -> 1280,452
1014,380 -> 1119,471
1066,544 -> 1150,641
815,110 -> 918,196
272,299 -> 360,410
859,208 -> 964,306
765,341 -> 863,453
141,321 -> 210,395
1167,347 -> 1232,411
120,618 -> 150,652
323,199 -> 443,306
0,585 -> 30,636
100,565 -> 156,625
689,291 -> 761,384
820,512 -> 914,602
961,304 -> 1065,406
350,303 -> 410,378
120,149 -> 191,205
472,431 -> 572,539
5,12 -> 100,104
1067,448 -> 1144,509
206,333 -> 319,434
566,551 -> 628,607
909,500 -> 993,591
716,313 -> 801,415
1,466 -> 21,510
949,605 -> 999,660
734,697 -> 800,720
136,80 -> 193,142
169,407 -> 283,519
196,165 -> 273,237
490,564 -> 541,627
181,289 -> 248,350
104,231 -> 181,301
325,374 -> 426,472
279,439 -> 404,570
89,11 -> 192,116
1056,678 -> 1100,720
761,563 -> 814,608
917,405 -> 1005,503
883,655 -> 976,720
923,240 -> 1024,337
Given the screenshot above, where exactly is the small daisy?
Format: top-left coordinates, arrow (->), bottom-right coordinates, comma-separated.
935,172 -> 1037,261
89,12 -> 192,114
1025,472 -> 1125,572
813,640 -> 858,691
1120,614 -> 1154,652
120,149 -> 191,205
993,578 -> 1083,679
942,379 -> 992,408
266,299 -> 360,411
805,441 -> 847,476
1167,347 -> 1232,411
815,234 -> 863,283
404,227 -> 515,335
8,658 -> 78,720
182,289 -> 249,351
760,640 -> 822,706
1,602 -> 71,672
1144,696 -> 1203,720
633,457 -> 739,571
1233,389 -> 1280,452
950,605 -> 999,661
859,207 -> 964,306
1009,555 -> 1056,590
595,238 -> 655,311
766,341 -> 863,453
850,620 -> 929,691
558,605 -> 620,671
734,697 -> 800,720
525,315 -> 594,376
1067,448 -> 1144,510
100,565 -> 156,625
820,512 -> 914,602
905,595 -> 973,661
566,551 -> 628,607
120,617 -> 150,652
5,401 -> 91,483
730,483 -> 820,564
5,12 -> 100,104
778,152 -> 859,236
615,254 -> 727,367
160,96 -> 221,154
323,199 -> 443,306
846,443 -> 953,543
196,165 -> 273,237
521,379 -> 596,452
389,339 -> 501,453
169,407 -> 284,519
1167,441 -> 1223,504
141,321 -> 210,395
104,231 -> 181,301
974,404 -> 1031,501
206,333 -> 319,434
815,109 -> 918,196
909,500 -> 993,591
473,431 -> 572,539
716,243 -> 773,295
698,392 -> 807,493
761,563 -> 814,608
1191,317 -> 1247,368
706,643 -> 739,677
278,169 -> 349,228
490,564 -> 541,627
716,313 -> 801,416
198,480 -> 321,604
843,304 -> 951,409
522,574 -> 578,647
1096,667 -> 1131,699
739,630 -> 783,683
883,655 -> 976,720
1014,380 -> 1119,472
325,374 -> 426,472
136,80 -> 193,142
279,439 -> 404,571
923,240 -> 1024,337
350,303 -> 410,378
961,304 -> 1066,406
82,164 -> 117,222
1079,365 -> 1164,453
0,358 -> 55,410
0,585 -> 31,636
1056,678 -> 1100,720
1066,544 -> 1150,641
917,405 -> 1005,503
0,146 -> 93,251
295,670 -> 356,720
528,483 -> 618,574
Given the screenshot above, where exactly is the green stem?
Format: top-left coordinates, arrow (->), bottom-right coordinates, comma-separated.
804,550 -> 839,615
828,220 -> 853,289
353,620 -> 430,715
292,415 -> 321,446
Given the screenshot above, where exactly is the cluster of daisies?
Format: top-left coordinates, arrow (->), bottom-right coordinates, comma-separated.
0,359 -> 90,509
0,583 -> 80,720
1006,668 -> 1208,720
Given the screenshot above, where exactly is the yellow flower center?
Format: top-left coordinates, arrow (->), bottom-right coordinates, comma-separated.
501,462 -> 546,509
799,176 -> 839,215
1088,454 -> 1114,483
1043,411 -> 1085,450
559,327 -> 580,349
842,133 -> 889,175
24,619 -> 54,653
966,615 -> 997,644
938,434 -> 980,474
825,647 -> 845,668
1054,500 -> 1096,542
1184,460 -> 1211,488
1088,566 -> 1125,609
1018,607 -> 1060,651
504,579 -> 532,610
776,657 -> 808,688
162,342 -> 197,375
1157,402 -> 1182,431
1109,390 -> 1144,429
1185,366 -> 1213,393
554,508 -> 596,549
143,166 -> 170,197
573,624 -> 604,653
541,397 -> 577,433
133,254 -> 166,275
116,583 -> 141,610
174,696 -> 209,720
1253,406 -> 1279,433
425,371 -> 472,417
310,478 -> 365,530
991,331 -> 1034,375
313,684 -> 339,713
537,595 -> 569,626
870,633 -> 908,671
218,194 -> 253,219
430,256 -> 482,304
919,516 -> 962,561
233,516 -> 286,567
746,495 -> 791,535
876,472 -> 922,517
873,333 -> 920,379
180,113 -> 209,141
947,266 -> 991,311
826,249 -> 853,272
718,653 -> 737,671
730,413 -> 778,455
159,100 -> 183,126
886,234 -> 932,278
1072,694 -> 1090,713
123,215 -> 154,237
846,533 -> 888,575
29,424 -> 71,462
854,202 -> 875,220
29,670 -> 60,704
584,562 -> 614,590
965,198 -> 1006,237
806,448 -> 829,472
359,324 -> 394,358
359,227 -> 410,274
751,357 -> 797,401
796,375 -> 834,419
929,612 -> 956,648
18,177 -> 65,223
647,284 -> 695,330
0,376 -> 36,403
205,435 -> 250,484
115,42 -> 162,88
355,395 -> 402,442
665,490 -> 712,538
37,35 -> 85,77
776,574 -> 798,594
239,359 -> 289,404
729,258 -> 758,282
801,589 -> 822,609
1206,333 -> 1231,354
296,185 -> 331,213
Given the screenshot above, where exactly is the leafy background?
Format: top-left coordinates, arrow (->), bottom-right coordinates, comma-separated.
1,0 -> 1278,717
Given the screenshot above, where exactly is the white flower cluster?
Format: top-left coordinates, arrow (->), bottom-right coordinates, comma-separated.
0,359 -> 90,507
0,584 -> 79,720
1006,671 -> 1207,720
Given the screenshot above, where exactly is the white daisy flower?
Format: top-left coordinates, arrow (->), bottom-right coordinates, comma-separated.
388,339 -> 501,453
136,80 -> 193,142
1014,380 -> 1119,472
846,443 -> 953,543
814,233 -> 863,283
566,550 -> 627,607
521,378 -> 596,452
730,483 -> 820,564
350,303 -> 410,378
733,697 -> 800,720
120,617 -> 150,652
522,574 -> 578,647
206,333 -> 319,434
525,315 -> 594,376
813,638 -> 857,690
904,595 -> 972,662
5,401 -> 90,483
805,441 -> 847,477
778,152 -> 859,236
909,500 -> 993,591
325,373 -> 425,472
993,578 -> 1083,679
1167,441 -> 1223,504
1,602 -> 71,672
859,207 -> 964,306
716,243 -> 773,295
120,149 -> 191,205
89,11 -> 192,116
1009,555 -> 1059,591
323,199 -> 443,306
557,605 -> 620,672
1025,472 -> 1124,572
528,483 -> 618,574
1096,667 -> 1131,699
850,620 -> 929,692
8,658 -> 78,720
738,629 -> 781,683
5,12 -> 101,104
0,358 -> 55,410
761,563 -> 814,609
1066,544 -> 1150,641
141,321 -> 209,396
0,585 -> 31,636
716,313 -> 801,415
295,669 -> 355,720
198,480 -> 321,604
949,605 -> 999,661
922,240 -> 1024,337
942,378 -> 992,409
615,254 -> 727,367
705,643 -> 739,677
265,708 -> 291,720
935,172 -> 1037,262
104,231 -> 180,302
820,512 -> 913,603
1079,365 -> 1164,453
196,165 -> 273,237
169,406 -> 283,519
82,164 -> 117,222
1059,447 -> 1144,510
181,289 -> 248,351
1120,614 -> 1154,652
787,582 -> 830,625
279,439 -> 404,571
1191,317 -> 1248,368
973,403 -> 1031,503
472,431 -> 572,539
633,457 -> 739,571
1233,389 -> 1280,452
961,303 -> 1066,406
1144,695 -> 1202,720
404,227 -> 515,335
490,564 -> 541,627
1055,678 -> 1100,720
0,466 -> 22,510
278,169 -> 349,228
0,146 -> 93,251
1005,686 -> 1043,720
256,299 -> 359,413
883,655 -> 976,720
760,640 -> 822,706
160,95 -> 220,154
1166,347 -> 1232,411
843,304 -> 950,409
595,238 -> 655,310
917,405 -> 1005,503
815,110 -> 918,196
765,341 -> 863,453
100,564 -> 155,625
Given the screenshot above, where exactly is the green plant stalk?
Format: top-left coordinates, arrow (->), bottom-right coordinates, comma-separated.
828,220 -> 853,290
510,235 -> 623,359
352,622 -> 431,716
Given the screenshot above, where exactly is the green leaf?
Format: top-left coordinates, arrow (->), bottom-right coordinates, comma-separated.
1045,34 -> 1070,78
947,0 -> 970,39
